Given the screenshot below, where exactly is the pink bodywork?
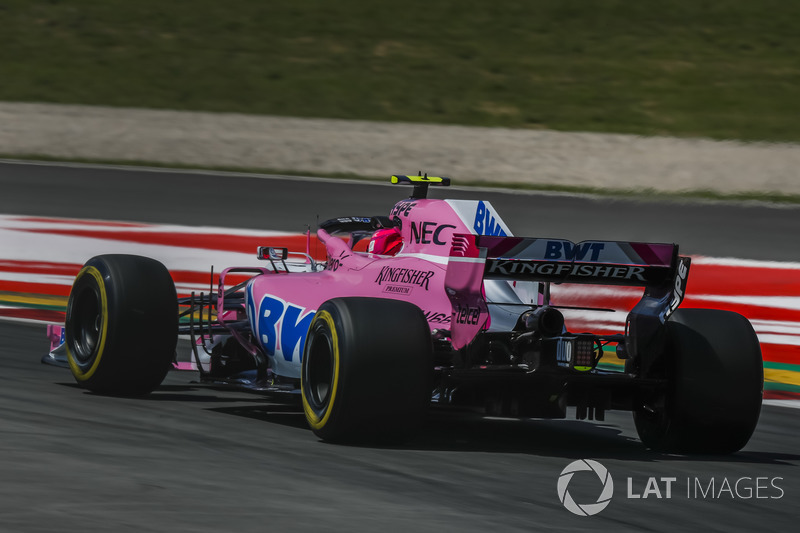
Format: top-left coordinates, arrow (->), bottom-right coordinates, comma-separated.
47,324 -> 64,353
243,198 -> 512,379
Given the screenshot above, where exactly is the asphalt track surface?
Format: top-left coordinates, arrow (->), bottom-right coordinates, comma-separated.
2,160 -> 800,262
1,160 -> 799,532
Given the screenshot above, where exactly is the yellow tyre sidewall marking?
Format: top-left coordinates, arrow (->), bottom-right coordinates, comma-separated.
66,266 -> 109,382
302,310 -> 340,430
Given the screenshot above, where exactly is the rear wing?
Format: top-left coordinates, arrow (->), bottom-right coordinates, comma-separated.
476,236 -> 678,287
445,234 -> 691,353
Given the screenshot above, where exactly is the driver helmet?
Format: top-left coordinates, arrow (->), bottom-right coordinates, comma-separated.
368,228 -> 403,256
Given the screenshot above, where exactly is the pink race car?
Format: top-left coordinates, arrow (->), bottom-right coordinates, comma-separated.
46,175 -> 763,452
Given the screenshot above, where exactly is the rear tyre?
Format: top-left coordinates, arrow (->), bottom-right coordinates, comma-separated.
301,297 -> 433,443
65,254 -> 178,396
634,309 -> 763,454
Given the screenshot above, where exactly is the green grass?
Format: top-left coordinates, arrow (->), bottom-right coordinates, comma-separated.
2,1 -> 800,141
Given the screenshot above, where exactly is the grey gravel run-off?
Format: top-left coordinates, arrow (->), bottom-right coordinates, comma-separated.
2,101 -> 800,195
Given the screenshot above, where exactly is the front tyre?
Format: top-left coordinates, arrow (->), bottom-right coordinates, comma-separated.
301,298 -> 433,443
65,254 -> 178,396
634,309 -> 763,454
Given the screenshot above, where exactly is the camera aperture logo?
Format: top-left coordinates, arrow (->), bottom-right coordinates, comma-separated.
557,459 -> 614,516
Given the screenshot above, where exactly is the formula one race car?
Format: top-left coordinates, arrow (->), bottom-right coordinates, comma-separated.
45,175 -> 763,453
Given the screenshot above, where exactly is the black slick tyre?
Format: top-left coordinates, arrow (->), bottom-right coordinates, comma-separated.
301,297 -> 433,443
65,254 -> 178,396
634,309 -> 763,454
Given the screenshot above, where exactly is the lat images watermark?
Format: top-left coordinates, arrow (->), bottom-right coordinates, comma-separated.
557,460 -> 615,516
557,460 -> 786,516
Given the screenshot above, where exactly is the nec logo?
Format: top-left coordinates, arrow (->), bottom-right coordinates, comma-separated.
545,241 -> 605,261
473,201 -> 507,237
411,221 -> 456,245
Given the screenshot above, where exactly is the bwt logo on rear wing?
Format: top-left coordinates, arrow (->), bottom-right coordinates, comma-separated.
477,236 -> 679,287
445,234 -> 691,352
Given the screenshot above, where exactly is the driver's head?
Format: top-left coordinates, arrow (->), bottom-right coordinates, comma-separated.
368,228 -> 403,256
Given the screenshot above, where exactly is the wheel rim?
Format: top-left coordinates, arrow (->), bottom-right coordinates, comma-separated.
305,326 -> 334,412
71,284 -> 102,364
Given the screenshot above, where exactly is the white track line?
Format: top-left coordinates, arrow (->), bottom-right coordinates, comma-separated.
763,400 -> 800,410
